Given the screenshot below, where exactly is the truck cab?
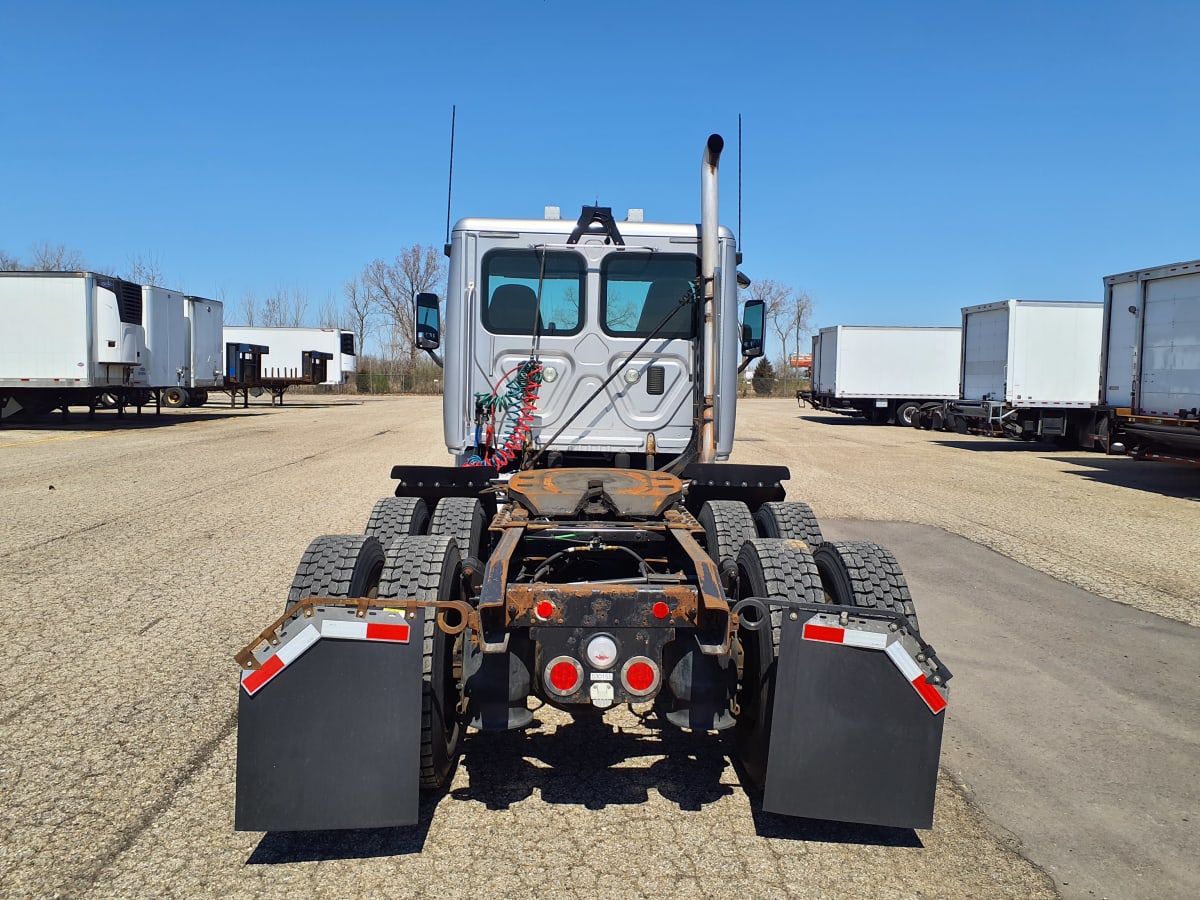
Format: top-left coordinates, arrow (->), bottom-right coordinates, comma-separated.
431,206 -> 747,470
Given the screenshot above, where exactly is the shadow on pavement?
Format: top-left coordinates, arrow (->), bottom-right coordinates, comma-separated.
798,413 -> 874,426
245,795 -> 438,863
725,755 -> 924,848
452,715 -> 733,812
0,410 -> 269,432
927,438 -> 1055,452
749,803 -> 923,848
1045,455 -> 1200,500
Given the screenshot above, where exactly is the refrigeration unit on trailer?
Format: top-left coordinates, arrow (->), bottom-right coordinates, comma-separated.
233,135 -> 952,838
0,271 -> 148,420
222,327 -> 357,385
806,326 -> 961,425
1099,260 -> 1200,464
917,300 -> 1104,444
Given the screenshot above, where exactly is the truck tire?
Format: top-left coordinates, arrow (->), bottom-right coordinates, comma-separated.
929,408 -> 946,431
895,401 -> 920,427
162,387 -> 188,408
187,390 -> 209,407
365,496 -> 430,546
429,497 -> 488,562
378,535 -> 465,791
286,534 -> 386,611
813,541 -> 919,633
734,538 -> 823,788
697,500 -> 756,584
752,501 -> 823,547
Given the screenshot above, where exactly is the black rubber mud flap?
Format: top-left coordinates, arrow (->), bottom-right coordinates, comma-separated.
235,637 -> 423,832
762,616 -> 945,829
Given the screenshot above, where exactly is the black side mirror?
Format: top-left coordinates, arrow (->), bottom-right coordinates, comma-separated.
740,299 -> 765,358
415,292 -> 441,350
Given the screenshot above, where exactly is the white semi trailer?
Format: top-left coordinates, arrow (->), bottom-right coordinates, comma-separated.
1099,259 -> 1200,464
177,295 -> 226,407
916,300 -> 1104,444
0,274 -> 234,420
157,294 -> 226,408
807,325 -> 961,425
222,327 -> 356,385
0,271 -> 150,419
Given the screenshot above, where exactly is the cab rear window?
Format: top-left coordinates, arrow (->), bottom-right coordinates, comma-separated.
481,249 -> 585,336
601,253 -> 698,339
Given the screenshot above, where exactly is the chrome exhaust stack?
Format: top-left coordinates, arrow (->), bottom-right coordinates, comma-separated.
699,133 -> 724,463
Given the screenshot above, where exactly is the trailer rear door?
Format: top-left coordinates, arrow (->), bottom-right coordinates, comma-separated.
1140,271 -> 1200,415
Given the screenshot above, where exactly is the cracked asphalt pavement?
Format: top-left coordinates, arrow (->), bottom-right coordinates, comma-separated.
1,396 -> 1195,898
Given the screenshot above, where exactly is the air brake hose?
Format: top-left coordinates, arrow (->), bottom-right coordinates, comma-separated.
464,359 -> 543,468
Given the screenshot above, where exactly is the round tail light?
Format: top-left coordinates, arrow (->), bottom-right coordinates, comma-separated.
544,656 -> 583,695
621,656 -> 660,697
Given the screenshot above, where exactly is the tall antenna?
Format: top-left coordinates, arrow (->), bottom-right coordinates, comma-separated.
445,105 -> 457,245
737,113 -> 743,253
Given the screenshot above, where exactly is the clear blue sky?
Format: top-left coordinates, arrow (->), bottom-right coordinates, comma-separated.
2,0 -> 1197,332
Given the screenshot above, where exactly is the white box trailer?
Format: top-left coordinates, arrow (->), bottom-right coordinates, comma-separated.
184,296 -> 225,391
155,295 -> 227,408
0,272 -> 150,419
925,300 -> 1103,443
1100,260 -> 1200,463
222,326 -> 356,385
807,325 -> 961,425
141,286 -> 188,393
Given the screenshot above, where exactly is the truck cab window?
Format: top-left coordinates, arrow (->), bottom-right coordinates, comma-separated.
601,253 -> 698,340
481,249 -> 585,336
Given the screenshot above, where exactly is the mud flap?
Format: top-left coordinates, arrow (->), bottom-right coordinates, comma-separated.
235,627 -> 423,832
763,613 -> 946,829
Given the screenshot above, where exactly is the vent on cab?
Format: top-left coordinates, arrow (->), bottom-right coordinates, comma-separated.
646,365 -> 665,395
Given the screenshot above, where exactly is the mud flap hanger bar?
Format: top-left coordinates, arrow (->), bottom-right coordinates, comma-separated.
234,596 -> 474,672
731,596 -> 952,713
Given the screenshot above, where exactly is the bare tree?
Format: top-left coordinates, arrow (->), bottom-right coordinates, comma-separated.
780,289 -> 814,362
748,279 -> 791,361
749,279 -> 812,365
239,291 -> 258,326
125,252 -> 164,286
362,245 -> 445,376
29,241 -> 86,271
0,249 -> 21,271
318,290 -> 343,329
343,274 -> 376,362
261,288 -> 308,328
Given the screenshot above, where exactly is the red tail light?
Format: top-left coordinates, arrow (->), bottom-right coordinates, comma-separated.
545,656 -> 583,695
621,657 -> 660,697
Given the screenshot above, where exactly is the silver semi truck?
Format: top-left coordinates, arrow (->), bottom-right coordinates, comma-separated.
233,135 -> 952,836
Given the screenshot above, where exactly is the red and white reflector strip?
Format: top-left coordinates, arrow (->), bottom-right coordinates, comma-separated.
802,622 -> 888,650
241,615 -> 411,696
802,616 -> 947,714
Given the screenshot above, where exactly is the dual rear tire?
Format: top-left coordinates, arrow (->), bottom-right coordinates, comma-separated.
286,531 -> 465,791
730,528 -> 920,788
